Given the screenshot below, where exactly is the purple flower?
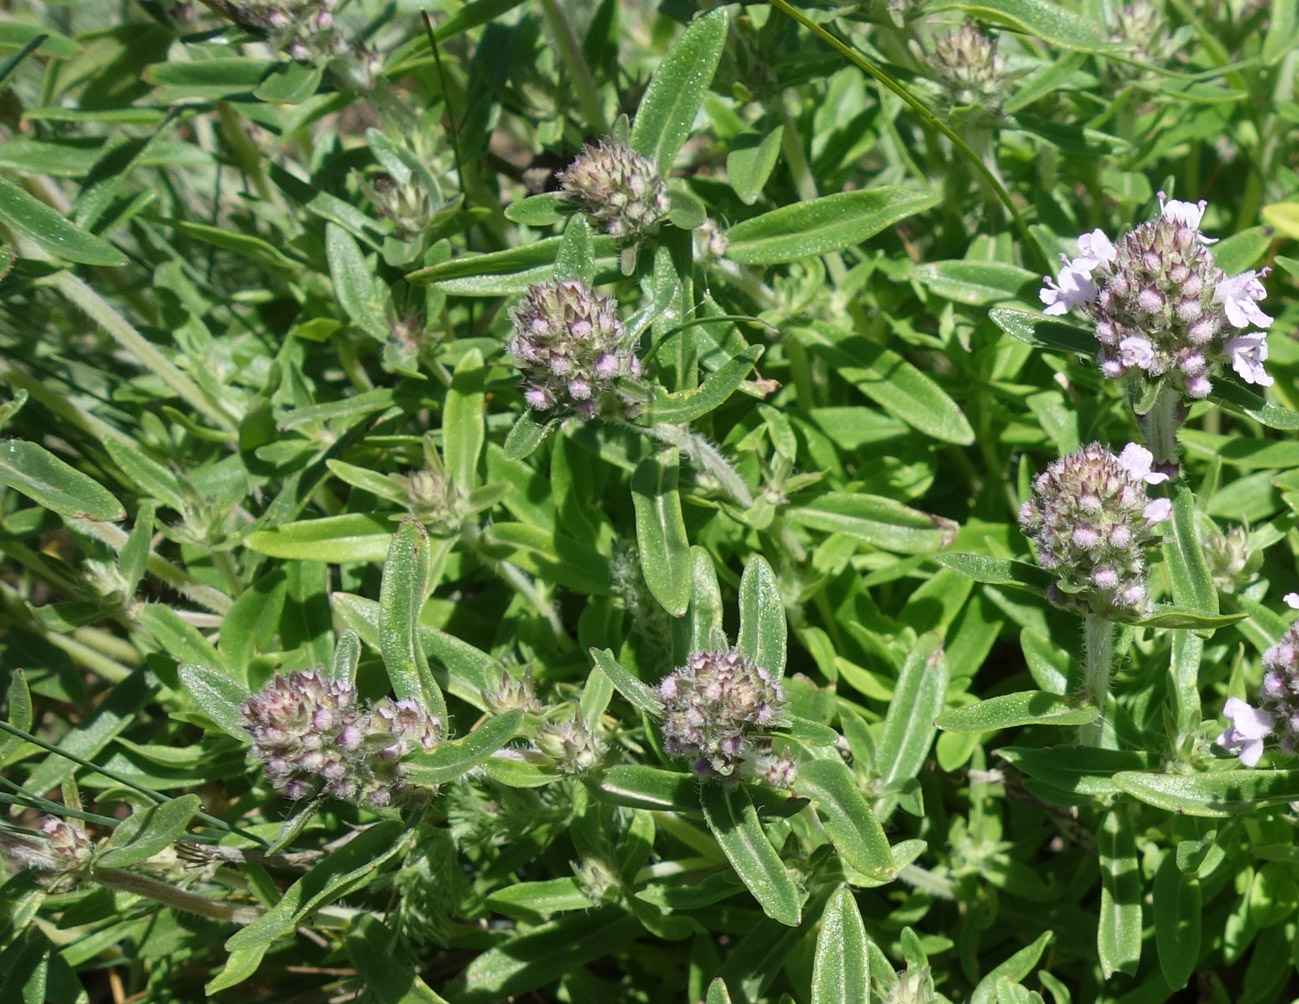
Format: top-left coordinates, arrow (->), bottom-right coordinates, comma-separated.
1214,269 -> 1273,329
1216,697 -> 1275,767
1040,259 -> 1097,315
1225,334 -> 1272,387
1116,443 -> 1168,485
1075,229 -> 1117,272
1158,191 -> 1216,243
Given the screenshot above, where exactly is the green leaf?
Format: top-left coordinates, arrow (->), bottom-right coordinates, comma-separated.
630,9 -> 728,174
0,177 -> 126,266
876,634 -> 945,789
444,349 -> 486,492
1114,769 -> 1299,817
927,0 -> 1119,52
139,604 -> 229,674
792,758 -> 894,882
1162,481 -> 1216,614
1212,226 -> 1271,275
1210,373 -> 1299,431
331,629 -> 362,686
1154,852 -> 1201,990
736,554 -> 786,678
245,514 -> 393,563
700,783 -> 802,926
590,648 -> 661,717
785,492 -> 957,553
970,931 -> 1053,1004
177,663 -> 250,741
935,553 -> 1054,595
727,129 -> 784,206
792,324 -> 974,445
504,193 -> 565,226
935,691 -> 1099,733
346,917 -> 452,1004
503,412 -> 557,461
911,260 -> 1039,305
641,345 -> 763,425
0,669 -> 33,763
989,307 -> 1096,356
144,57 -> 275,99
453,907 -> 641,1004
212,821 -> 409,993
631,452 -> 692,617
0,23 -> 78,59
1098,808 -> 1142,978
724,188 -> 939,265
97,795 -> 202,868
673,546 -> 726,662
589,765 -> 698,812
1132,607 -> 1245,630
997,746 -> 1159,797
706,978 -> 734,1004
252,60 -> 323,104
407,235 -> 617,286
484,878 -> 594,921
554,214 -> 595,284
811,887 -> 870,1004
379,519 -> 445,717
402,710 -> 524,786
1263,0 -> 1299,65
327,223 -> 390,343
174,221 -> 300,273
0,440 -> 124,521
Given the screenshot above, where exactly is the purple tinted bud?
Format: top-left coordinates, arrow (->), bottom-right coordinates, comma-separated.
556,138 -> 668,244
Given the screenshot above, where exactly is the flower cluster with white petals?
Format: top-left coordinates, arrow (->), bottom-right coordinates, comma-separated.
1217,595 -> 1299,767
1019,442 -> 1172,618
1041,193 -> 1274,398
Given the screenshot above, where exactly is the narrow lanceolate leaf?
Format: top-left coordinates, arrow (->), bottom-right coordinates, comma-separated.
673,546 -> 726,663
1098,808 -> 1142,978
0,669 -> 33,762
588,764 -> 699,813
245,514 -> 393,563
1132,607 -> 1244,630
1163,481 -> 1217,614
811,888 -> 870,1004
641,345 -> 763,425
590,648 -> 662,717
630,8 -> 728,174
1114,769 -> 1299,817
935,691 -> 1099,734
989,307 -> 1096,357
969,931 -> 1053,1004
1211,374 -> 1299,431
97,795 -> 202,869
0,440 -> 124,521
554,214 -> 594,284
724,188 -> 939,265
503,411 -> 557,461
876,634 -> 945,789
444,349 -> 486,492
177,663 -> 251,741
935,553 -> 1053,595
0,176 -> 127,265
379,519 -> 445,718
792,758 -> 894,882
326,222 -> 389,342
402,709 -> 524,786
927,0 -> 1120,52
1154,852 -> 1201,990
736,555 -> 786,677
631,452 -> 692,617
785,493 -> 957,554
700,783 -> 802,926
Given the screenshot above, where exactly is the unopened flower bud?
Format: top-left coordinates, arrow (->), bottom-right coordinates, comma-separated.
1019,443 -> 1171,619
923,23 -> 1007,111
556,139 -> 668,244
658,648 -> 788,776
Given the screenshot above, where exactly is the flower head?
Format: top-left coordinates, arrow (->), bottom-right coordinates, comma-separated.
507,279 -> 642,418
924,23 -> 1008,111
1039,195 -> 1274,396
658,648 -> 788,776
1019,442 -> 1171,618
1216,598 -> 1299,765
556,139 -> 669,244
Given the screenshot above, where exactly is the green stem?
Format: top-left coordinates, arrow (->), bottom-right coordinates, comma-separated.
40,271 -> 238,436
1138,384 -> 1183,469
1079,615 -> 1116,747
541,0 -> 608,135
91,867 -> 261,925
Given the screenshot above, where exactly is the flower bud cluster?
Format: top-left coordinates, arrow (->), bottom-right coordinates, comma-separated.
1040,194 -> 1274,398
924,23 -> 1007,110
535,717 -> 608,774
0,817 -> 92,875
391,468 -> 460,534
240,670 -> 442,808
225,0 -> 348,64
658,648 -> 789,777
1203,523 -> 1261,593
1018,443 -> 1172,618
1217,595 -> 1299,766
556,139 -> 669,245
507,279 -> 642,417
358,172 -> 433,239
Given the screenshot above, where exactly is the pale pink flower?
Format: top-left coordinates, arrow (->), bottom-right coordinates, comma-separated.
1216,697 -> 1275,767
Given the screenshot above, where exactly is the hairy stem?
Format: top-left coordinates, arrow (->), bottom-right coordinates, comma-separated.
1079,614 -> 1116,746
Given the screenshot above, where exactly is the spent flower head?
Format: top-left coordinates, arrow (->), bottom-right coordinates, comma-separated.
1040,194 -> 1273,399
556,139 -> 669,245
507,279 -> 642,418
1018,442 -> 1171,618
658,648 -> 788,776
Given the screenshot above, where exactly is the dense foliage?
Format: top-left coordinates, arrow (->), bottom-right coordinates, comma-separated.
1,1 -> 1298,1002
